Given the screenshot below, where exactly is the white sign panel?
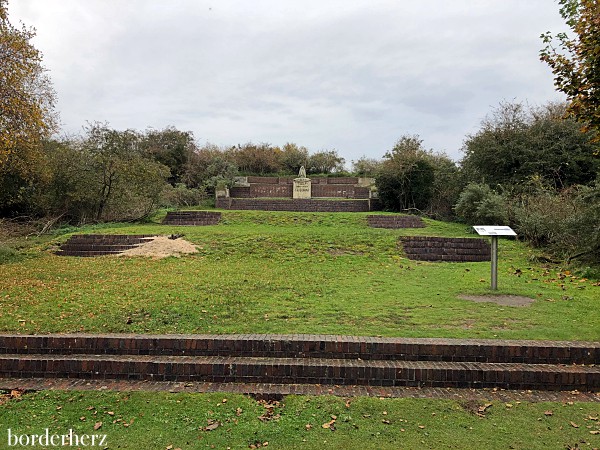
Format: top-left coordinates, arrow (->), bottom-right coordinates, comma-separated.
472,225 -> 517,236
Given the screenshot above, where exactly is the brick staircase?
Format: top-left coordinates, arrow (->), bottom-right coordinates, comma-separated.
367,215 -> 425,228
55,235 -> 156,257
0,334 -> 597,391
162,211 -> 221,226
400,236 -> 491,262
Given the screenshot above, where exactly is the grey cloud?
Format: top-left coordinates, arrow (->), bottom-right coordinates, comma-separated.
9,0 -> 569,161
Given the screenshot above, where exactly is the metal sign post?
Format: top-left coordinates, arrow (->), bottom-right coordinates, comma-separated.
472,226 -> 517,291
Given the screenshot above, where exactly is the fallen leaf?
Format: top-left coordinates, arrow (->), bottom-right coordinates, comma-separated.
94,422 -> 102,430
544,410 -> 553,416
322,419 -> 336,429
107,411 -> 115,416
477,403 -> 493,416
382,419 -> 390,424
10,390 -> 23,399
204,421 -> 221,432
505,403 -> 513,408
418,425 -> 425,429
345,399 -> 351,408
570,421 -> 579,428
305,424 -> 312,430
590,430 -> 600,435
79,416 -> 86,421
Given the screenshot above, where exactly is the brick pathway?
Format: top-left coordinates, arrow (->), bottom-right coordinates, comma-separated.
1,378 -> 598,402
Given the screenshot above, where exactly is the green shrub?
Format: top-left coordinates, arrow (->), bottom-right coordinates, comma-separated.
454,183 -> 507,225
160,183 -> 208,207
510,183 -> 600,263
0,245 -> 21,265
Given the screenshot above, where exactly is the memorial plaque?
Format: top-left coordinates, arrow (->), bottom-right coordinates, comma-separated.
293,166 -> 311,199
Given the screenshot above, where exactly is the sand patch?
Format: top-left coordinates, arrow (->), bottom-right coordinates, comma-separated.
119,236 -> 198,259
458,294 -> 535,307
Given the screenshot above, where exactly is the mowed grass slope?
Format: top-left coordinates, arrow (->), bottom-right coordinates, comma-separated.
0,210 -> 598,340
0,391 -> 598,450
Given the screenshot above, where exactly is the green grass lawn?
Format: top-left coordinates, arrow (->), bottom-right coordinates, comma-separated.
0,212 -> 600,341
0,391 -> 598,449
0,210 -> 599,340
1,210 -> 599,448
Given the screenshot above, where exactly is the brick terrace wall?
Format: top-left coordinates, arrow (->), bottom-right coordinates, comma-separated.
367,215 -> 426,228
246,176 -> 279,184
326,177 -> 359,184
229,186 -> 252,198
217,198 -> 373,212
163,211 -> 221,226
249,184 -> 293,198
400,236 -> 491,262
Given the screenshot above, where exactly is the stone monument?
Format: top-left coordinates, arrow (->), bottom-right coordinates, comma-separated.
293,166 -> 311,199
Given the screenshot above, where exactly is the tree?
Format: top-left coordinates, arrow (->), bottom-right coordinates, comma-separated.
77,123 -> 169,222
376,135 -> 436,212
231,142 -> 282,175
307,150 -> 345,174
140,127 -> 196,185
461,101 -> 599,189
0,0 -> 58,214
351,156 -> 382,176
280,142 -> 309,174
540,0 -> 600,142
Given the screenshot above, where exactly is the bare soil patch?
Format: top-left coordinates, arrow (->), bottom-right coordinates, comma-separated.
119,236 -> 198,259
458,294 -> 535,307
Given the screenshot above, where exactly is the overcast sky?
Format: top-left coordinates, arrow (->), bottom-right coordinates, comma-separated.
9,0 -> 568,163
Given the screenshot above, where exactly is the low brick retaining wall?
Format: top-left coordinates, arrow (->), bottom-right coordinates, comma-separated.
55,235 -> 156,257
162,211 -> 221,226
0,334 -> 597,390
0,334 -> 596,364
367,215 -> 426,228
400,236 -> 491,262
216,198 -> 376,212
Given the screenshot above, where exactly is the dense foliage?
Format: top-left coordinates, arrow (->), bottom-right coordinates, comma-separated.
540,0 -> 600,141
461,102 -> 599,189
456,101 -> 600,263
376,135 -> 459,219
0,0 -> 58,214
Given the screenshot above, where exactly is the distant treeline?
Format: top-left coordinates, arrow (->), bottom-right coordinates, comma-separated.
1,101 -> 599,264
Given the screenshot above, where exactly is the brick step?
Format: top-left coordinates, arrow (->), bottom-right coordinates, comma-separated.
58,244 -> 141,251
56,235 -> 156,257
0,354 -> 597,390
400,236 -> 491,262
66,234 -> 155,242
1,335 -> 597,365
163,221 -> 220,226
163,211 -> 221,226
367,215 -> 426,228
164,212 -> 221,217
54,250 -> 128,257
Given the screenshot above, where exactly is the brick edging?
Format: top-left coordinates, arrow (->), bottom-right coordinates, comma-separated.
0,334 -> 597,365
